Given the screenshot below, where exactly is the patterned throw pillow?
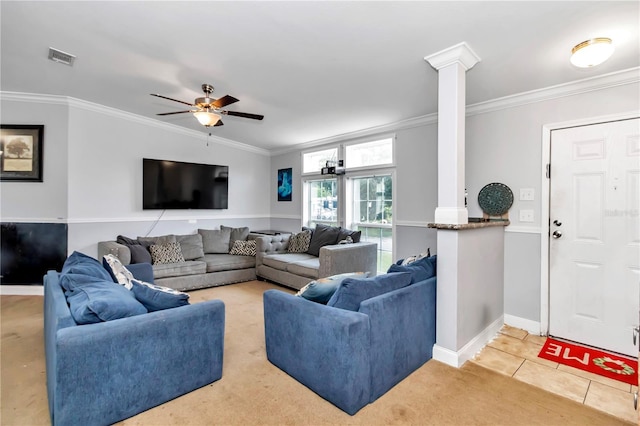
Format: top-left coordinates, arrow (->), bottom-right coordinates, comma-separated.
229,239 -> 257,256
102,254 -> 135,289
150,242 -> 185,265
401,249 -> 431,265
288,229 -> 312,253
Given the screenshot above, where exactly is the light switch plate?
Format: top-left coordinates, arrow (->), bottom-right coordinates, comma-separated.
519,209 -> 534,222
520,188 -> 535,201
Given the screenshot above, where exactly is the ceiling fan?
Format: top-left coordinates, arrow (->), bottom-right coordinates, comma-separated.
151,83 -> 264,127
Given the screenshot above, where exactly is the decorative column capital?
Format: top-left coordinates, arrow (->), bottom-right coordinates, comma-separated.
425,42 -> 481,71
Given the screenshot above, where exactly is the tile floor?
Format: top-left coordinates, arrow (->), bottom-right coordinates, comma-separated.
471,325 -> 638,424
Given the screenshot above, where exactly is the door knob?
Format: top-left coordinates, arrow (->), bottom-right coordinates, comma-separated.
553,220 -> 562,226
552,230 -> 562,239
634,391 -> 638,410
634,326 -> 639,346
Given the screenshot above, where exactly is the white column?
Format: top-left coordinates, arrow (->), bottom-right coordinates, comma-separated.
425,42 -> 480,225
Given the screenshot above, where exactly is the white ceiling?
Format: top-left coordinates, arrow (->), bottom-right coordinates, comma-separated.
1,1 -> 638,151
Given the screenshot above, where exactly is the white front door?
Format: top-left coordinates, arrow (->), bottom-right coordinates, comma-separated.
549,118 -> 640,357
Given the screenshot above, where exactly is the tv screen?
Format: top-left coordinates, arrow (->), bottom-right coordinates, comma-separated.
143,158 -> 228,210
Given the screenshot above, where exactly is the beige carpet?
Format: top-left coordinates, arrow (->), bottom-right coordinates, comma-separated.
1,280 -> 632,426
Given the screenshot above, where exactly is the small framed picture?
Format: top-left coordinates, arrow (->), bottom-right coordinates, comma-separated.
277,167 -> 292,202
0,125 -> 44,182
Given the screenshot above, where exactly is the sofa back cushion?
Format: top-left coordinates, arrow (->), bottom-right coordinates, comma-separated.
327,272 -> 412,311
296,271 -> 371,304
387,255 -> 437,284
220,225 -> 250,250
306,224 -> 341,256
61,251 -> 114,283
65,279 -> 147,324
176,234 -> 205,260
198,228 -> 232,253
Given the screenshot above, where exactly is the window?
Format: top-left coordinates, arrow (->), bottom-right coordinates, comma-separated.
302,148 -> 338,174
305,178 -> 338,228
345,138 -> 393,169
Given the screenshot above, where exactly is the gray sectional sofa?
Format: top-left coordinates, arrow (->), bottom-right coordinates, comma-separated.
98,227 -> 260,291
256,233 -> 378,290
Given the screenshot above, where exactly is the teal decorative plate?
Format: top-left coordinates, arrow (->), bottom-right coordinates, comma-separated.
478,183 -> 513,216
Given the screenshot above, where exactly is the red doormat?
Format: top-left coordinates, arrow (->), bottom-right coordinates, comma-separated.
538,337 -> 638,386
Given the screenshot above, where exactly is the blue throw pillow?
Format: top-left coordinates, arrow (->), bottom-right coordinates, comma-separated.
387,255 -> 437,284
296,272 -> 371,304
327,272 -> 412,311
65,279 -> 147,324
131,279 -> 190,312
61,251 -> 114,283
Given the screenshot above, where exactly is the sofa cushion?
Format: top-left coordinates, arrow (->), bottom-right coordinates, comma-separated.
61,251 -> 114,283
137,234 -> 177,251
202,254 -> 256,272
198,228 -> 232,254
286,258 -> 320,279
287,229 -> 312,253
117,235 -> 152,264
150,242 -> 185,265
220,225 -> 250,250
306,224 -> 341,256
176,234 -> 205,260
387,255 -> 437,284
337,227 -> 362,243
296,271 -> 371,304
327,272 -> 412,312
229,239 -> 256,256
262,253 -> 316,272
131,278 -> 190,312
152,261 -> 207,279
102,254 -> 135,289
65,279 -> 147,324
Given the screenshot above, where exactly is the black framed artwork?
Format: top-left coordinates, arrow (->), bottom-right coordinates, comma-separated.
277,167 -> 292,201
0,124 -> 44,182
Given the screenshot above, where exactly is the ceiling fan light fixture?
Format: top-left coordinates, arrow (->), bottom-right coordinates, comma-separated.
194,111 -> 221,127
570,37 -> 614,68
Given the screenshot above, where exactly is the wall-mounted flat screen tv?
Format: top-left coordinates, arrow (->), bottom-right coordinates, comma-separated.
143,158 -> 228,210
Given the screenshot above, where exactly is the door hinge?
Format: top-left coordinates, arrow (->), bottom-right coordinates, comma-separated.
546,163 -> 551,179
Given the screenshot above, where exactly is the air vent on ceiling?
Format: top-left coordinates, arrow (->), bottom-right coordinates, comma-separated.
48,47 -> 76,66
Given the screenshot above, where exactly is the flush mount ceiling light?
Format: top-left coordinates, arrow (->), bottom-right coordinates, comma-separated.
570,37 -> 614,68
193,110 -> 221,127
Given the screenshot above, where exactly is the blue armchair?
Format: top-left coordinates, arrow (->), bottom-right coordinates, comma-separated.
263,274 -> 436,415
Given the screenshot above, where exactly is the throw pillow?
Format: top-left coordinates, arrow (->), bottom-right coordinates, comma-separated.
65,279 -> 147,324
306,224 -> 341,257
137,234 -> 177,252
102,254 -> 135,289
229,239 -> 257,256
130,279 -> 190,312
387,255 -> 437,284
198,228 -> 232,254
117,234 -> 152,263
338,236 -> 353,245
296,272 -> 371,304
61,251 -> 114,283
337,227 -> 362,243
176,234 -> 205,260
220,225 -> 250,250
400,249 -> 431,265
150,242 -> 185,265
327,272 -> 412,312
287,229 -> 312,253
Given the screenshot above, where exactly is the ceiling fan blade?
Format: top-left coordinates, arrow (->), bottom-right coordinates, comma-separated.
222,111 -> 264,120
214,119 -> 224,127
150,93 -> 194,107
156,110 -> 194,116
212,95 -> 239,108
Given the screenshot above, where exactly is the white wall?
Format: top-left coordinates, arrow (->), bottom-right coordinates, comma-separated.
1,96 -> 272,257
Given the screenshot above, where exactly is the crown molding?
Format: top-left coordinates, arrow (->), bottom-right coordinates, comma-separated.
0,91 -> 270,156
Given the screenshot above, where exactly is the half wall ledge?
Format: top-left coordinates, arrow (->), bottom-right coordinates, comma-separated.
427,219 -> 510,230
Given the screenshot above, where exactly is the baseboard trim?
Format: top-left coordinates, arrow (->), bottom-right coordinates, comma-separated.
504,314 -> 542,336
432,315 -> 504,368
0,285 -> 44,296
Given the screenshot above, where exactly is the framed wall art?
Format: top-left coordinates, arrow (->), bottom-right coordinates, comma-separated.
0,125 -> 44,182
277,167 -> 292,202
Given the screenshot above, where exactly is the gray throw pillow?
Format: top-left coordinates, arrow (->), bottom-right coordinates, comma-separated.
116,235 -> 152,264
198,228 -> 232,253
306,224 -> 341,257
337,227 -> 362,243
220,225 -> 250,250
176,234 -> 205,260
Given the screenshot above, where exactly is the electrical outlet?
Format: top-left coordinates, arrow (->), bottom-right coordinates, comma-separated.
519,209 -> 534,222
188,219 -> 197,224
520,188 -> 535,201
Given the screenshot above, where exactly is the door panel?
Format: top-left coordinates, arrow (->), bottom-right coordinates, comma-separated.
550,118 -> 640,357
